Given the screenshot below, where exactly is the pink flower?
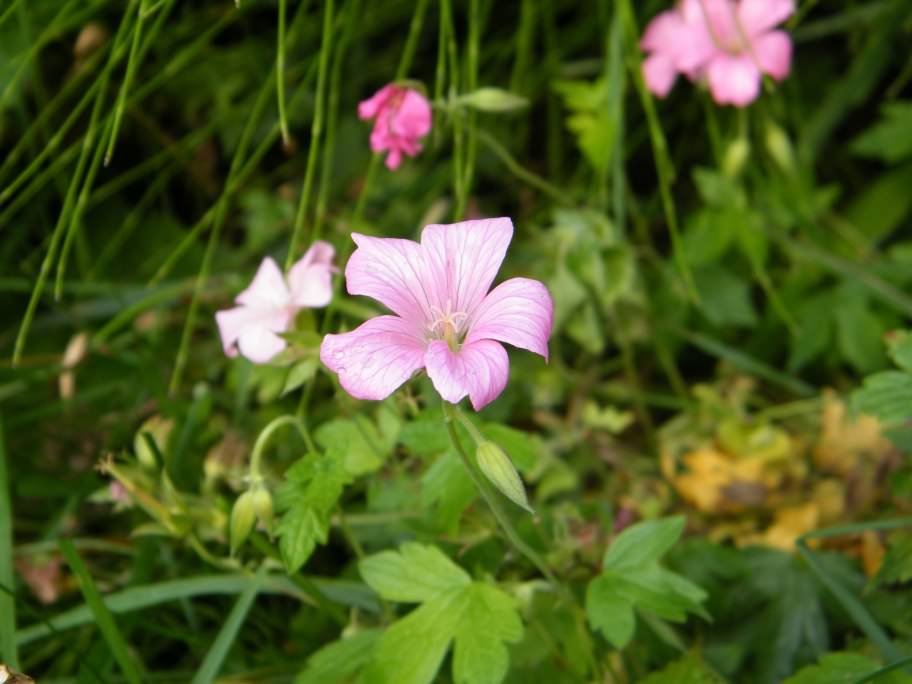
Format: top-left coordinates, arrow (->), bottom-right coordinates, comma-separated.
358,84 -> 432,170
320,218 -> 553,411
641,0 -> 793,106
216,242 -> 335,363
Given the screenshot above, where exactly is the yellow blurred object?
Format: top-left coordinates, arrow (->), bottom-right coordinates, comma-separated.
743,503 -> 819,552
814,391 -> 891,476
861,531 -> 886,578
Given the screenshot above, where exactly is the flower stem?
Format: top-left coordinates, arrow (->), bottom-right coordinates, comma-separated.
441,402 -> 557,586
250,414 -> 313,478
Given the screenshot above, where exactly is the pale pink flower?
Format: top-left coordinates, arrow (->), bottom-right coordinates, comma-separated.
320,218 -> 553,411
358,84 -> 432,170
641,0 -> 794,107
216,242 -> 335,364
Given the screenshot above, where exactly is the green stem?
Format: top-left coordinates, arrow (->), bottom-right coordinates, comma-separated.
276,0 -> 290,145
250,415 -> 313,478
441,402 -> 557,585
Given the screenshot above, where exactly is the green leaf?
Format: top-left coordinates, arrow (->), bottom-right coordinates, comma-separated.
399,409 -> 451,457
694,266 -> 758,328
296,629 -> 382,684
0,418 -> 16,669
359,543 -> 471,603
835,300 -> 886,374
783,652 -> 912,684
315,418 -> 385,476
637,654 -> 725,684
585,574 -> 636,648
872,535 -> 912,587
554,77 -> 615,174
452,584 -> 524,684
421,450 -> 476,533
852,102 -> 912,163
363,589 -> 468,684
275,450 -> 352,573
602,516 -> 686,570
887,332 -> 912,373
851,370 -> 912,424
281,358 -> 318,396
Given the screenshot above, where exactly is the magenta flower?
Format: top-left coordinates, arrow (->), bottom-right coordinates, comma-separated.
320,218 -> 553,411
641,0 -> 794,107
216,242 -> 335,364
358,84 -> 432,170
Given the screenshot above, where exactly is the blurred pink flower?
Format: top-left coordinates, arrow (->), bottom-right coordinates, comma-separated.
641,0 -> 793,106
216,242 -> 334,363
358,84 -> 432,170
320,218 -> 553,411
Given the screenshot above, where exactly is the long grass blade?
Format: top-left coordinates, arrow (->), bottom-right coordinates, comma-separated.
189,567 -> 266,684
59,539 -> 145,684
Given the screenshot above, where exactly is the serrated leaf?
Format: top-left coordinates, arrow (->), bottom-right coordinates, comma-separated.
783,651 -> 912,684
275,450 -> 351,573
835,302 -> 886,374
585,573 -> 636,648
851,102 -> 912,163
399,410 -> 450,457
873,535 -> 912,587
603,516 -> 686,570
359,543 -> 471,603
851,370 -> 912,424
295,629 -> 381,684
888,332 -> 912,373
363,589 -> 468,684
452,584 -> 524,684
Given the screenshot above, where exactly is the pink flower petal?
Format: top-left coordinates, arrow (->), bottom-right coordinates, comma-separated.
235,257 -> 290,309
288,241 -> 335,308
391,89 -> 432,141
706,54 -> 761,106
751,30 -> 791,80
420,218 -> 514,316
345,233 -> 433,321
425,339 -> 509,411
237,326 -> 288,363
385,148 -> 402,170
465,277 -> 553,360
738,0 -> 794,35
643,53 -> 678,98
692,0 -> 742,50
358,84 -> 397,120
640,10 -> 681,51
320,315 -> 427,401
216,306 -> 291,362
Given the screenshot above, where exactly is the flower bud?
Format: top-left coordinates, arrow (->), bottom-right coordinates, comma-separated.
134,416 -> 173,470
722,138 -> 750,178
476,441 -> 533,513
249,485 -> 274,536
764,122 -> 795,173
457,87 -> 529,112
229,490 -> 257,556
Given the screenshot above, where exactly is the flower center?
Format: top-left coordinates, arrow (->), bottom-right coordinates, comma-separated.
427,300 -> 468,352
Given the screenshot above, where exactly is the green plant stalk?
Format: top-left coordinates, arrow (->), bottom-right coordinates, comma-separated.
249,415 -> 313,478
59,539 -> 145,684
104,0 -> 149,165
456,0 -> 480,220
285,0 -> 334,271
276,0 -> 290,145
441,402 -> 557,585
9,6 -> 135,366
476,128 -> 567,202
0,417 -> 16,669
617,0 -> 697,304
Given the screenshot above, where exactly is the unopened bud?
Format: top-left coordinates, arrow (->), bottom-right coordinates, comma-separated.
722,138 -> 750,178
764,122 -> 795,173
457,87 -> 529,113
249,485 -> 274,535
476,441 -> 532,513
229,490 -> 257,556
134,416 -> 173,470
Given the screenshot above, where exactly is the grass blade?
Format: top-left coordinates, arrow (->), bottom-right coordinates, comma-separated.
0,417 -> 17,669
190,566 -> 265,684
59,538 -> 144,684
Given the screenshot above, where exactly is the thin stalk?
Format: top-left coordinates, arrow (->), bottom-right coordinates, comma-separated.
456,0 -> 480,220
476,128 -> 567,202
441,402 -> 557,585
276,0 -> 290,145
249,415 -> 313,478
104,0 -> 149,165
285,0 -> 334,271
